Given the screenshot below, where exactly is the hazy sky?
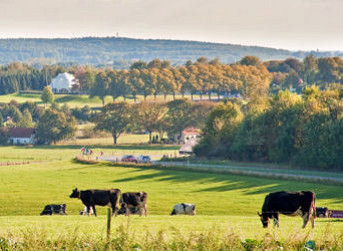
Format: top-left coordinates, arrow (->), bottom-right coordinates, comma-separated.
1,0 -> 343,51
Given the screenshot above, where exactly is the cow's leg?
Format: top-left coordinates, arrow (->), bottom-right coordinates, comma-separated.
114,205 -> 118,217
86,205 -> 91,216
273,214 -> 279,228
111,204 -> 118,217
310,213 -> 315,228
92,205 -> 97,217
125,204 -> 130,216
302,213 -> 309,228
144,204 -> 148,216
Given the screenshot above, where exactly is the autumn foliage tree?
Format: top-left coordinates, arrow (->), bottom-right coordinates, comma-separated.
95,102 -> 132,144
135,101 -> 168,143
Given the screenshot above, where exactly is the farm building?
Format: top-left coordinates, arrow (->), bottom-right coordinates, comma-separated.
181,127 -> 200,143
48,72 -> 77,93
8,128 -> 36,145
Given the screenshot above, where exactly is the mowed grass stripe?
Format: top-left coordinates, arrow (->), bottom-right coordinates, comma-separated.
1,160 -> 343,217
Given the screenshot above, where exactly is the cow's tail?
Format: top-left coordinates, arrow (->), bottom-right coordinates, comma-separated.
117,190 -> 123,205
141,191 -> 147,203
117,189 -> 122,201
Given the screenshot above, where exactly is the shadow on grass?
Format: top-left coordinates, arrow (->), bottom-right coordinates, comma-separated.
54,95 -> 99,104
319,219 -> 343,222
109,164 -> 343,204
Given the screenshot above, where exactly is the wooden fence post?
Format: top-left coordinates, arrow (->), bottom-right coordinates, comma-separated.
107,207 -> 112,242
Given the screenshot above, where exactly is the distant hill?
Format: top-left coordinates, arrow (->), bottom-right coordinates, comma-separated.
0,37 -> 342,68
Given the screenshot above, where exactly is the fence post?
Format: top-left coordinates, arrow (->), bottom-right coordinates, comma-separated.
107,207 -> 112,243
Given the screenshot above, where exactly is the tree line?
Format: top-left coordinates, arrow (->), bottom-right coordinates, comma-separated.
1,55 -> 343,101
0,84 -> 341,170
194,86 -> 343,170
0,98 -> 215,146
94,99 -> 215,144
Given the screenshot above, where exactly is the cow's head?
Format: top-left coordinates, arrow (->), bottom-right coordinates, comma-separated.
69,188 -> 80,198
258,212 -> 269,228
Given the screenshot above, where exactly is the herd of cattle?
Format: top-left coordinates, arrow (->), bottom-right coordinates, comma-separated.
41,189 -> 318,228
40,188 -> 196,217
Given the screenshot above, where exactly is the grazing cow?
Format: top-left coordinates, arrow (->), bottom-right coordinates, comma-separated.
120,192 -> 148,216
40,204 -> 67,215
69,188 -> 121,217
258,191 -> 316,228
171,203 -> 196,215
79,206 -> 94,216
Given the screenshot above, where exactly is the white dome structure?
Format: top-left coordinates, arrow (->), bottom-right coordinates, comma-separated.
48,72 -> 76,93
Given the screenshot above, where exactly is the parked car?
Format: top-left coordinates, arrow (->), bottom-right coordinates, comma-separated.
137,155 -> 151,163
121,155 -> 138,163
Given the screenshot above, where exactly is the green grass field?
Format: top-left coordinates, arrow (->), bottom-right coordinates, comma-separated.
1,144 -> 343,249
0,93 -> 106,108
1,93 -> 342,249
0,92 -> 221,108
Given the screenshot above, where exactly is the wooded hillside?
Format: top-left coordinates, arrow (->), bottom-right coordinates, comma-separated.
0,37 -> 341,67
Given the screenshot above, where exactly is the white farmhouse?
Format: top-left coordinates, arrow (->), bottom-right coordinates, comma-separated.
48,72 -> 76,93
8,128 -> 36,145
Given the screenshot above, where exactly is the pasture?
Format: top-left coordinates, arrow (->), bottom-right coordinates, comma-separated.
0,92 -> 222,108
1,144 -> 343,249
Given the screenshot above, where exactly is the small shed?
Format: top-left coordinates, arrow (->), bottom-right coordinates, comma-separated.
48,72 -> 76,93
8,128 -> 36,145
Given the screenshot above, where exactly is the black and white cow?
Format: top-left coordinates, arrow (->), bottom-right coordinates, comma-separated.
258,191 -> 316,228
171,203 -> 196,215
69,188 -> 121,217
119,192 -> 148,216
40,204 -> 67,215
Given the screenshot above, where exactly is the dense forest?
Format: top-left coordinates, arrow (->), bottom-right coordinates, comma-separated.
0,37 -> 341,67
194,87 -> 343,170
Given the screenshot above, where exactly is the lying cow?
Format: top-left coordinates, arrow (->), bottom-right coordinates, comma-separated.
316,207 -> 328,218
120,192 -> 148,216
171,203 -> 196,215
69,188 -> 121,217
79,206 -> 94,216
258,191 -> 316,228
40,204 -> 67,215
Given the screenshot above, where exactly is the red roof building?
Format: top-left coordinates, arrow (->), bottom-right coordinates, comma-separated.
181,127 -> 200,143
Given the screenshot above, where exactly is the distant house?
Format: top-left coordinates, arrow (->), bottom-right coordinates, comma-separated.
48,72 -> 77,93
181,127 -> 200,143
179,138 -> 200,154
8,128 -> 36,145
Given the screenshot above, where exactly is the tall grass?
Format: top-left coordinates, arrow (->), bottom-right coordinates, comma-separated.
1,223 -> 342,250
